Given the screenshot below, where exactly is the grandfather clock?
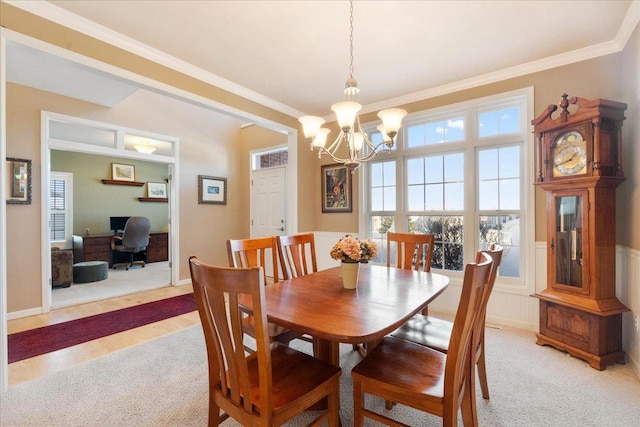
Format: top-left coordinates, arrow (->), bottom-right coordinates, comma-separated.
532,93 -> 629,370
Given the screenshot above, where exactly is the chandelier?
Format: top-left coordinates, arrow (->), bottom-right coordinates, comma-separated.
298,0 -> 407,171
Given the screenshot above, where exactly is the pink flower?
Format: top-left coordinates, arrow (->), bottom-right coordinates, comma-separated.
330,235 -> 379,263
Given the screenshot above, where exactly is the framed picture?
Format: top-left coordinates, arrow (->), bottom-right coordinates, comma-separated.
6,157 -> 32,205
198,175 -> 227,205
147,182 -> 167,198
111,163 -> 135,182
321,163 -> 352,213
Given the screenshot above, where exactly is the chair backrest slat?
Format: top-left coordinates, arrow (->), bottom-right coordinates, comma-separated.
386,232 -> 435,272
277,233 -> 318,280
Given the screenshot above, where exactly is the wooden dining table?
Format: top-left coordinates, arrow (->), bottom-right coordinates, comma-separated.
239,263 -> 450,366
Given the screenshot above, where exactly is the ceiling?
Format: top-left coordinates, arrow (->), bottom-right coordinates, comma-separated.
5,1 -> 640,119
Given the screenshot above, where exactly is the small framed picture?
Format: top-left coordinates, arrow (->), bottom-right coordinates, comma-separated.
199,175 -> 227,205
147,182 -> 167,198
321,163 -> 352,213
111,163 -> 135,182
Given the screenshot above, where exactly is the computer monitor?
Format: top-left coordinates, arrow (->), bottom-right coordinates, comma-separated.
110,216 -> 130,234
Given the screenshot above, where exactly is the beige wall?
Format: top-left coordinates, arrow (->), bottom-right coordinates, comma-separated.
51,151 -> 170,236
6,83 -> 248,312
304,52 -> 632,244
2,3 -> 639,316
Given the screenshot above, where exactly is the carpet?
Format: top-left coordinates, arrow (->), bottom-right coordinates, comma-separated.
2,325 -> 640,426
8,293 -> 196,363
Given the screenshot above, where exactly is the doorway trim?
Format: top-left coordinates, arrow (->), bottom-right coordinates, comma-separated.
40,111 -> 179,312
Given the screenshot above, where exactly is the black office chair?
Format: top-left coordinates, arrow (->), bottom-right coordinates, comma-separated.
111,216 -> 151,270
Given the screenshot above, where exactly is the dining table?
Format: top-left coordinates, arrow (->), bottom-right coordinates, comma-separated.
239,262 -> 450,366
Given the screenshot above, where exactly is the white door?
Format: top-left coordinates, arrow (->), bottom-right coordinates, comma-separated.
251,167 -> 287,238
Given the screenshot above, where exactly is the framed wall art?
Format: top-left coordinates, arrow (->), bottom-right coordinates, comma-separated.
321,163 -> 352,213
111,163 -> 135,182
6,157 -> 32,205
198,175 -> 227,205
147,182 -> 167,198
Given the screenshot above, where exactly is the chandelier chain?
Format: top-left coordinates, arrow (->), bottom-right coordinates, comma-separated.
349,0 -> 354,79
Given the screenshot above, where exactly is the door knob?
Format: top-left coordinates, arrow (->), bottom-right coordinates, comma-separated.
277,227 -> 285,232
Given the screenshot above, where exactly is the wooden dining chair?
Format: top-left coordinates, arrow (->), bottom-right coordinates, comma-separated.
227,237 -> 300,350
392,245 -> 503,403
351,251 -> 493,427
189,257 -> 341,427
277,233 -> 318,280
353,232 -> 436,356
386,231 -> 435,272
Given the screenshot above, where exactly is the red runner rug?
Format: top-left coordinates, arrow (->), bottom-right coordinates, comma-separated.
8,293 -> 196,363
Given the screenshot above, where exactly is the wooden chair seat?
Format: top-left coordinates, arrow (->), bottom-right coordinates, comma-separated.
392,314 -> 451,353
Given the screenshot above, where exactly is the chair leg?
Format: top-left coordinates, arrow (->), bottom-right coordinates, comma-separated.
353,379 -> 364,427
462,355 -> 478,427
477,342 -> 490,399
328,378 -> 340,427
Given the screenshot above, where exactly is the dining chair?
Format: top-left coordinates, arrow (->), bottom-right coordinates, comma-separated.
276,233 -> 318,280
353,232 -> 436,356
392,245 -> 503,404
351,251 -> 494,427
189,257 -> 341,427
386,231 -> 435,272
227,237 -> 301,350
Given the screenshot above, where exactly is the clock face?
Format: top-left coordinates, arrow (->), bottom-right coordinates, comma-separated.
552,131 -> 587,177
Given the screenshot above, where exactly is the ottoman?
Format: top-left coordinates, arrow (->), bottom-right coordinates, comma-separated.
73,261 -> 109,284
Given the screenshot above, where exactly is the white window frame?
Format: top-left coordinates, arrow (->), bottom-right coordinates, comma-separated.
361,87 -> 535,296
49,172 -> 73,249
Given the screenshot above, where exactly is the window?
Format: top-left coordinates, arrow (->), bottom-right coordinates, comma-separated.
50,172 -> 73,247
364,89 -> 532,288
252,147 -> 288,170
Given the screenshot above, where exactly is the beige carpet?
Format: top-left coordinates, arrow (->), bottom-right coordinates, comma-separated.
1,324 -> 639,426
52,261 -> 171,309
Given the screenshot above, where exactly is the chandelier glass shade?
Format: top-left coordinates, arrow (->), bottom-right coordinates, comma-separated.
299,0 -> 407,171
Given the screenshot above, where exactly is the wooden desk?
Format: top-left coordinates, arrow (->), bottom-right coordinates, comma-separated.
72,232 -> 168,267
240,263 -> 449,365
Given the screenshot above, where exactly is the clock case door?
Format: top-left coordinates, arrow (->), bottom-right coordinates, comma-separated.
548,190 -> 588,295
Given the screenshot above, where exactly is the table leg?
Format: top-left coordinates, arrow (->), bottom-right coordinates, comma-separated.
310,337 -> 342,426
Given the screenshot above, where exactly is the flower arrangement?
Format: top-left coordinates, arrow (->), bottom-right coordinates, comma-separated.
330,235 -> 379,263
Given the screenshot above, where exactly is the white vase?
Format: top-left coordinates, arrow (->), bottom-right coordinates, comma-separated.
341,261 -> 360,289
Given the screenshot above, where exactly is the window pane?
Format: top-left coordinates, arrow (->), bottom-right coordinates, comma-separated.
444,153 -> 464,182
446,118 -> 465,142
479,215 -> 520,277
478,111 -> 498,137
371,163 -> 383,187
499,107 -> 520,134
479,149 -> 498,180
479,181 -> 499,210
407,124 -> 426,148
410,215 -> 464,271
407,158 -> 424,185
425,156 -> 442,183
500,178 -> 520,210
500,146 -> 520,178
407,185 -> 424,211
383,161 -> 396,185
425,184 -> 443,210
424,122 -> 440,145
383,187 -> 396,211
444,182 -> 464,210
371,187 -> 383,210
370,215 -> 395,263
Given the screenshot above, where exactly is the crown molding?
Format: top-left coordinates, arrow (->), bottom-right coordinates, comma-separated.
6,0 -> 639,120
5,0 -> 305,118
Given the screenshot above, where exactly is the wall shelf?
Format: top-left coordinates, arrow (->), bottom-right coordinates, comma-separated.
138,197 -> 168,203
101,179 -> 144,187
